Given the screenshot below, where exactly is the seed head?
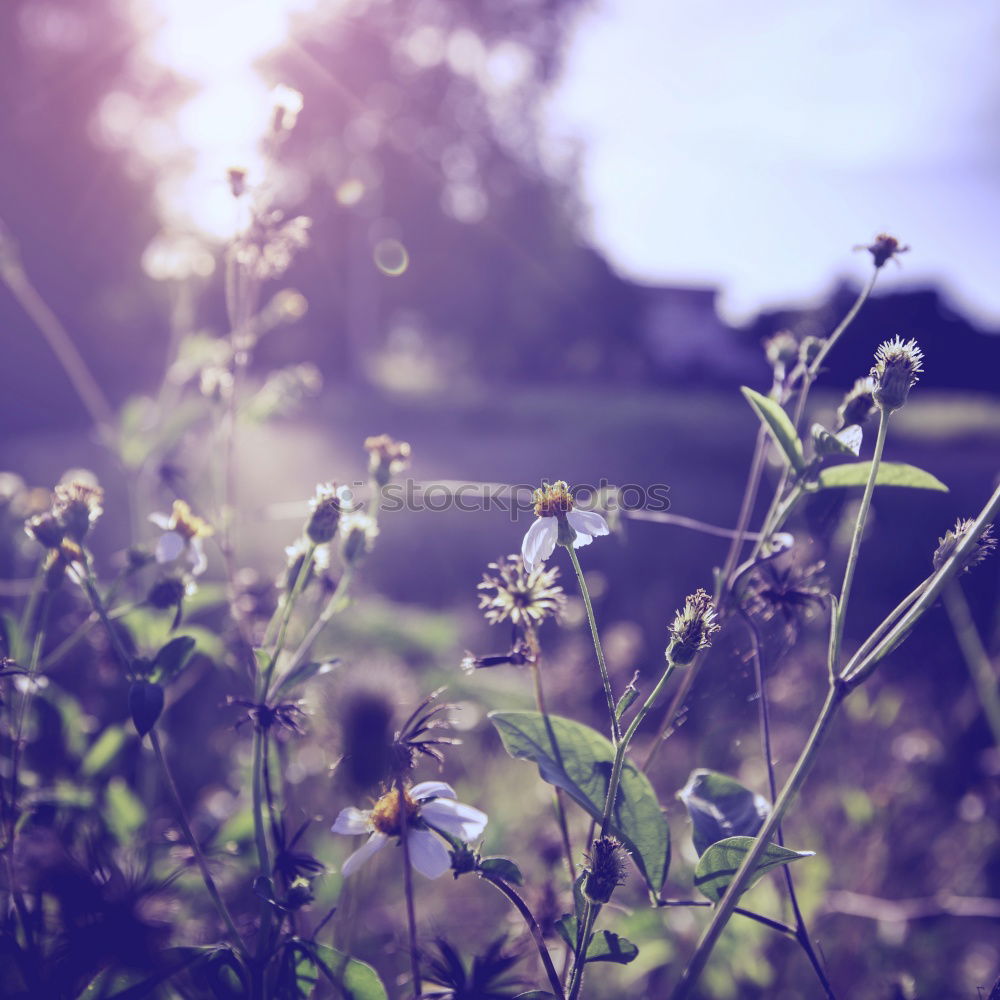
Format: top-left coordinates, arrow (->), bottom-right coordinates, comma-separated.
745,559 -> 828,640
364,434 -> 411,488
583,836 -> 630,904
837,377 -> 878,430
477,555 -> 565,630
933,518 -> 996,574
339,511 -> 378,565
25,512 -> 64,549
855,233 -> 910,269
53,480 -> 104,542
668,589 -> 721,665
870,337 -> 923,412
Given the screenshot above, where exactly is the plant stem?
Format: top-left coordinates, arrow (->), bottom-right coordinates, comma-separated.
262,541 -> 317,700
838,578 -> 929,678
942,581 -> 1000,749
282,568 -> 354,681
479,872 -> 564,998
396,779 -> 422,999
566,546 -> 619,744
719,427 -> 770,595
566,899 -> 599,1000
150,730 -> 246,956
830,407 -> 890,671
660,900 -> 797,937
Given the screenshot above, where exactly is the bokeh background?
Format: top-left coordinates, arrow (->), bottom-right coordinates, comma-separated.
2,1 -> 1000,997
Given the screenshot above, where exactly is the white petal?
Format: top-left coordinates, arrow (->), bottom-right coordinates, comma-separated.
421,799 -> 488,841
149,513 -> 173,530
332,807 -> 372,835
568,510 -> 609,538
522,517 -> 558,570
406,829 -> 451,879
411,781 -> 456,802
340,832 -> 387,877
836,425 -> 864,456
155,531 -> 185,564
571,532 -> 594,548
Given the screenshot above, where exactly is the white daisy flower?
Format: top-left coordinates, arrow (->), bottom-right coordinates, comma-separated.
332,781 -> 487,880
521,481 -> 609,572
149,500 -> 213,577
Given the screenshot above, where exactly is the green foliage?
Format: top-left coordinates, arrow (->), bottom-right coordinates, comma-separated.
556,916 -> 640,965
478,857 -> 524,885
80,725 -> 126,776
104,776 -> 146,843
678,769 -> 770,856
740,387 -> 806,472
273,658 -> 339,699
815,461 -> 948,491
152,635 -> 196,683
490,711 -> 670,895
693,836 -> 814,903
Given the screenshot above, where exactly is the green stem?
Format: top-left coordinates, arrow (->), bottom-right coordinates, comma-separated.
282,568 -> 354,681
830,408 -> 890,671
150,730 -> 246,956
719,427 -> 770,595
262,541 -> 317,700
480,872 -> 564,998
566,546 -> 620,744
838,578 -> 929,679
671,683 -> 846,1000
397,778 -> 422,1000
566,899 -> 599,1000
942,581 -> 1000,749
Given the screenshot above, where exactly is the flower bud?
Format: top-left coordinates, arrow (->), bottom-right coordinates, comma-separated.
668,589 -> 721,665
147,576 -> 187,610
836,377 -> 877,430
339,512 -> 378,566
870,337 -> 923,412
583,836 -> 629,904
364,435 -> 411,488
306,483 -> 351,543
763,331 -> 798,377
856,233 -> 909,269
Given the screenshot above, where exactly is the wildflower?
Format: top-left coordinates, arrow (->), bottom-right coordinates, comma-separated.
364,434 -> 411,488
53,480 -> 103,542
332,781 -> 488,879
745,559 -> 828,639
149,500 -> 213,576
477,555 -> 565,630
836,377 -> 877,430
583,836 -> 630,904
305,483 -> 352,544
339,511 -> 378,565
870,337 -> 924,412
270,84 -> 304,134
855,233 -> 910,269
933,518 -> 997,574
521,481 -> 609,572
668,589 -> 721,665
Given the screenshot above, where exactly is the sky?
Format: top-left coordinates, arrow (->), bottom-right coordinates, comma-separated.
543,0 -> 1000,326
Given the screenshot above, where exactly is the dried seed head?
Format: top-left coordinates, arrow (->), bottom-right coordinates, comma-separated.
25,512 -> 64,549
836,377 -> 878,430
364,434 -> 411,488
477,555 -> 565,629
53,480 -> 104,541
583,836 -> 630,904
855,233 -> 910,269
668,589 -> 721,665
870,337 -> 923,412
932,518 -> 996,574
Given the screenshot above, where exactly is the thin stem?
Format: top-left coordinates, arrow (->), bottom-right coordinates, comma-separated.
479,872 -> 564,998
529,650 -> 576,884
262,541 -> 317,700
830,408 -> 890,671
282,568 -> 355,681
660,900 -> 797,937
719,427 -> 770,595
150,730 -> 246,956
742,612 -> 835,999
942,581 -> 1000,748
839,578 -> 929,678
566,899 -> 599,1000
624,506 -> 768,542
671,683 -> 846,1000
566,546 -> 620,744
396,779 -> 422,999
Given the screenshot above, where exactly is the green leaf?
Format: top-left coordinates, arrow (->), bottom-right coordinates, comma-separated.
584,930 -> 639,965
693,836 -> 814,903
81,726 -> 126,777
273,658 -> 339,699
478,857 -> 524,885
308,944 -> 387,1000
677,769 -> 769,856
741,386 -> 806,472
490,711 -> 670,895
105,777 -> 146,843
152,636 -> 196,683
816,462 -> 948,492
128,680 -> 164,737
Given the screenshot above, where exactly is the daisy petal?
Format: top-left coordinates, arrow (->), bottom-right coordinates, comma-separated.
572,532 -> 594,548
340,832 -> 387,877
411,781 -> 457,802
522,517 -> 558,571
421,799 -> 488,841
332,807 -> 372,835
406,829 -> 451,879
149,513 -> 173,530
188,538 -> 208,576
155,531 -> 185,564
568,510 -> 610,538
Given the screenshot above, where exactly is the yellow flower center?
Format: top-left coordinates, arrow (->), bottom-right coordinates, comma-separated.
533,481 -> 574,518
370,788 -> 419,836
170,499 -> 213,540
